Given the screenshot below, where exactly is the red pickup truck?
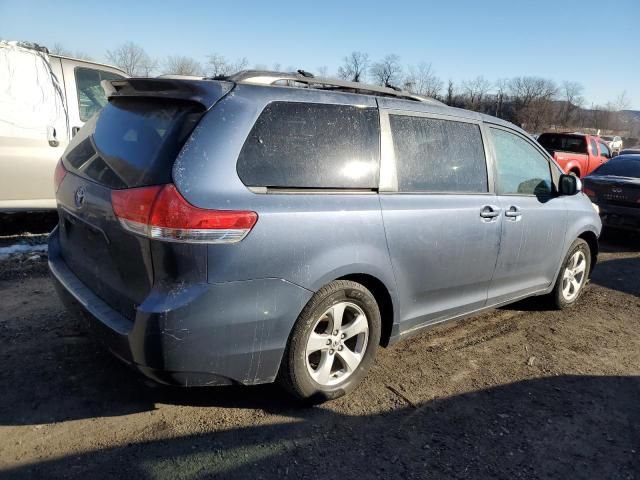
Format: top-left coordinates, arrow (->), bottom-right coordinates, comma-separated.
537,133 -> 611,177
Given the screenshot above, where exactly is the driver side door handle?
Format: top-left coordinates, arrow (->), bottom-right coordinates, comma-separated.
480,205 -> 501,220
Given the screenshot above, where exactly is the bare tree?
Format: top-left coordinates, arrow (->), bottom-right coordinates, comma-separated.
591,103 -> 615,132
508,76 -> 557,109
494,78 -> 510,118
461,76 -> 491,110
559,81 -> 584,127
445,79 -> 455,106
49,43 -> 93,60
370,54 -> 403,87
337,51 -> 369,83
614,91 -> 630,111
508,76 -> 557,130
316,66 -> 329,78
74,51 -> 93,61
207,53 -> 229,77
234,57 -> 249,73
164,56 -> 203,76
206,53 -> 248,77
403,62 -> 443,98
606,91 -> 632,133
106,42 -> 157,76
50,43 -> 71,56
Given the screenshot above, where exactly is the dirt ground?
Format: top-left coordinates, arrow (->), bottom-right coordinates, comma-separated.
0,229 -> 639,479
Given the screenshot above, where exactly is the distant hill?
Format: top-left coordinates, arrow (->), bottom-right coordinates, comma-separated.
622,110 -> 640,121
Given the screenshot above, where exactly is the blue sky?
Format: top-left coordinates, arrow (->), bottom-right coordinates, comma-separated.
1,0 -> 638,108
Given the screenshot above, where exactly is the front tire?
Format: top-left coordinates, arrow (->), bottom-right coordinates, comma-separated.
278,280 -> 381,403
550,238 -> 591,309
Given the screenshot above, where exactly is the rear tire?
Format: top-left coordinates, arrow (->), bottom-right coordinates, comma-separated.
278,280 -> 381,403
550,238 -> 591,309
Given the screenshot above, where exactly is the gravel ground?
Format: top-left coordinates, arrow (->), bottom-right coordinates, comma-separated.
0,229 -> 638,479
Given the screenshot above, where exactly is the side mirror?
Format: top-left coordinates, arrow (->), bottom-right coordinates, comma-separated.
559,174 -> 581,195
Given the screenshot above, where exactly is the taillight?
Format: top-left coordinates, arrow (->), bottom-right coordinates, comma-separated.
111,184 -> 257,244
54,160 -> 67,193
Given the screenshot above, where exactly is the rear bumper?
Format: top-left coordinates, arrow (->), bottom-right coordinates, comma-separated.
598,203 -> 640,231
48,228 -> 313,386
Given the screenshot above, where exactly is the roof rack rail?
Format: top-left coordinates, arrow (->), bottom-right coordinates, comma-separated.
213,70 -> 443,105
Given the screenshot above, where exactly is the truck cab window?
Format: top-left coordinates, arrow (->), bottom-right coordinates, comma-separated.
74,67 -> 125,122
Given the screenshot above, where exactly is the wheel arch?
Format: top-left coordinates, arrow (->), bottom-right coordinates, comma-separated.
568,165 -> 581,177
337,273 -> 396,347
548,226 -> 600,292
578,230 -> 599,275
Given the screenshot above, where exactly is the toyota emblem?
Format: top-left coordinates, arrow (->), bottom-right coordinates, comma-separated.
74,186 -> 86,208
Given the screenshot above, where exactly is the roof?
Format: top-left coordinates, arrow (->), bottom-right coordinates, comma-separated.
49,53 -> 127,75
216,70 -> 444,105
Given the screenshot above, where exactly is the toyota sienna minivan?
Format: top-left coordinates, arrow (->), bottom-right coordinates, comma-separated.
49,71 -> 601,402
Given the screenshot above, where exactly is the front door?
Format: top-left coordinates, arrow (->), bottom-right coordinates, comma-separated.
487,126 -> 567,304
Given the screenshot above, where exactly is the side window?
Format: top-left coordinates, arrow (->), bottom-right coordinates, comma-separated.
490,127 -> 553,196
599,142 -> 611,158
75,68 -> 125,122
237,102 -> 380,189
590,139 -> 599,156
389,115 -> 488,193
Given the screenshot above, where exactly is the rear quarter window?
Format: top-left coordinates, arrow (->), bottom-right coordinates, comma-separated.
236,102 -> 380,189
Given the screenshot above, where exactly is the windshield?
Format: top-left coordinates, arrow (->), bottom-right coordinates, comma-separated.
591,156 -> 640,178
537,134 -> 587,154
601,136 -> 614,141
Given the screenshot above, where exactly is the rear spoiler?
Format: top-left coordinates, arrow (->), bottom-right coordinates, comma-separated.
101,78 -> 233,110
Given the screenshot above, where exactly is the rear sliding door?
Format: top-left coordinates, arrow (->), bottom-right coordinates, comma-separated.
378,110 -> 501,334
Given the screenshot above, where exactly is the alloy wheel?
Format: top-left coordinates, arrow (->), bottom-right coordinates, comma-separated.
561,250 -> 587,301
305,301 -> 369,386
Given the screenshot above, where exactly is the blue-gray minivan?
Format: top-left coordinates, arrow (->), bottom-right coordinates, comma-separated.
49,71 -> 601,402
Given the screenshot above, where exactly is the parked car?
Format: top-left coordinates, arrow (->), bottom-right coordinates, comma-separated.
619,147 -> 640,155
49,72 -> 601,402
0,41 -> 127,211
600,135 -> 623,154
583,155 -> 640,231
537,132 -> 610,178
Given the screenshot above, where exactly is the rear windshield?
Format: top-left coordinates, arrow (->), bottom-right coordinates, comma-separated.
63,98 -> 204,189
592,157 -> 640,178
537,134 -> 587,154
